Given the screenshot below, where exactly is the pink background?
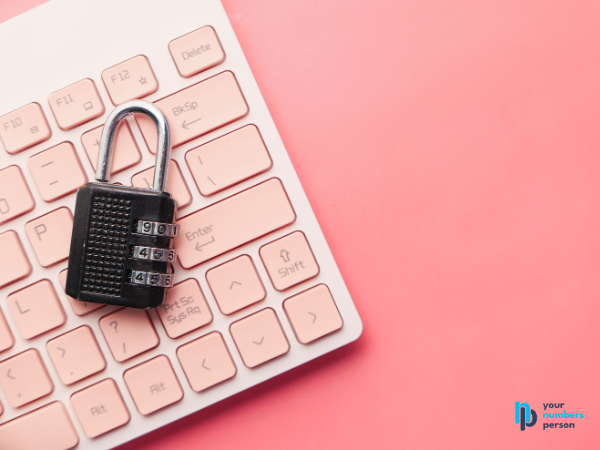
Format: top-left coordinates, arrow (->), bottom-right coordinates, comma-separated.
3,0 -> 600,448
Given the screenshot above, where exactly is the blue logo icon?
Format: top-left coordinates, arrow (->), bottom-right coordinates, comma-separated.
516,402 -> 537,430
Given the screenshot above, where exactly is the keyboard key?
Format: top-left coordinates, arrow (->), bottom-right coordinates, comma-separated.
102,55 -> 159,105
136,71 -> 248,152
0,401 -> 79,450
169,25 -> 225,78
81,121 -> 141,175
99,308 -> 159,362
58,269 -> 105,316
7,279 -> 66,340
0,165 -> 35,225
0,307 -> 14,353
229,308 -> 290,368
176,178 -> 296,268
177,331 -> 236,392
283,284 -> 343,344
0,230 -> 32,289
71,378 -> 130,438
0,349 -> 53,408
186,125 -> 272,196
28,142 -> 87,202
131,160 -> 192,209
0,103 -> 51,155
260,231 -> 320,291
25,207 -> 73,267
206,255 -> 266,315
156,278 -> 212,339
48,79 -> 105,130
123,355 -> 183,415
47,326 -> 106,385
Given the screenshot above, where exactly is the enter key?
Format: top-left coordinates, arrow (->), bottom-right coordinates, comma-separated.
175,178 -> 296,268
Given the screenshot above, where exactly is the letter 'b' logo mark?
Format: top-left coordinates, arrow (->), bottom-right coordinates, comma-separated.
515,402 -> 537,431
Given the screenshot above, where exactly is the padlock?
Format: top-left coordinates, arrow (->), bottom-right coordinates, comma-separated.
65,100 -> 178,309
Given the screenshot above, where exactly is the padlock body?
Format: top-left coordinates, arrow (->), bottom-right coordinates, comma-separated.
66,183 -> 176,309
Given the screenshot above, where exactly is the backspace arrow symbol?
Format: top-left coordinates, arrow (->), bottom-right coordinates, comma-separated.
182,117 -> 202,130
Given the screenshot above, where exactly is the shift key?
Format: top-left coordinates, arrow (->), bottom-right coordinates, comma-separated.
136,71 -> 248,153
176,178 -> 296,268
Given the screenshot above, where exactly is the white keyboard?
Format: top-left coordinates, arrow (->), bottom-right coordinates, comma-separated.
0,0 -> 362,448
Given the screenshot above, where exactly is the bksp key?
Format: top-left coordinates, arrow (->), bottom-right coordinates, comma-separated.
66,101 -> 178,309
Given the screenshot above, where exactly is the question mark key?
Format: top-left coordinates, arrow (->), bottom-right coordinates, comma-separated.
99,308 -> 159,362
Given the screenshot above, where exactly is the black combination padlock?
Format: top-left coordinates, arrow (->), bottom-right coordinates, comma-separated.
66,101 -> 178,309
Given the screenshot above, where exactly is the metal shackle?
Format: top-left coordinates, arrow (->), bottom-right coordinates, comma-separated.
96,100 -> 171,193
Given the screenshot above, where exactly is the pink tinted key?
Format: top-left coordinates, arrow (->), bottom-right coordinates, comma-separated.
177,332 -> 236,392
283,284 -> 343,344
0,349 -> 53,408
186,125 -> 272,196
123,355 -> 183,415
71,378 -> 130,438
102,55 -> 159,105
7,279 -> 66,340
25,207 -> 73,267
169,25 -> 225,78
59,269 -> 105,316
260,231 -> 320,291
0,165 -> 35,224
0,307 -> 15,353
99,308 -> 159,362
81,121 -> 141,175
0,402 -> 79,450
230,308 -> 290,368
28,142 -> 87,202
136,71 -> 248,152
206,255 -> 266,315
131,160 -> 192,209
176,178 -> 296,268
48,79 -> 105,130
0,103 -> 51,154
0,230 -> 32,289
47,326 -> 106,385
156,278 -> 212,339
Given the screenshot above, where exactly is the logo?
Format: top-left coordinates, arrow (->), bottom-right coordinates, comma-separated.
515,402 -> 537,431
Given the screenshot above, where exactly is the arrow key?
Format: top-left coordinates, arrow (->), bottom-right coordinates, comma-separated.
283,284 -> 343,344
177,331 -> 236,392
206,255 -> 266,314
0,349 -> 53,408
230,308 -> 290,368
47,325 -> 106,385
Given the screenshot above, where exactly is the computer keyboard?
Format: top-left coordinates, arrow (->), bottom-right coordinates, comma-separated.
0,0 -> 362,448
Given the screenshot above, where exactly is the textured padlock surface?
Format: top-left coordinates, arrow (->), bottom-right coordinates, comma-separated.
66,183 -> 176,309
